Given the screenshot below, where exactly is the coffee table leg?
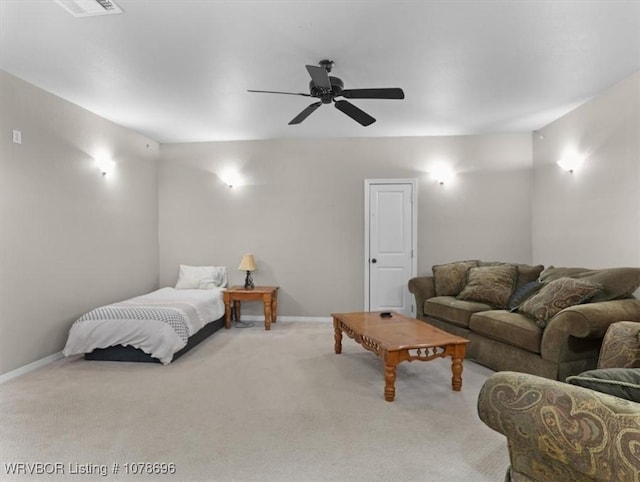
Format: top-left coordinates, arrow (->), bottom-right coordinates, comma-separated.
384,364 -> 397,402
333,318 -> 342,354
450,344 -> 466,391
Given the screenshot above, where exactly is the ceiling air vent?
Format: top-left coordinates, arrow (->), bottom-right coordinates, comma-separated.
54,0 -> 123,17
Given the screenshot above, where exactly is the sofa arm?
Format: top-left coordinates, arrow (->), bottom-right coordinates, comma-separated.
408,276 -> 435,317
478,371 -> 640,482
541,299 -> 640,362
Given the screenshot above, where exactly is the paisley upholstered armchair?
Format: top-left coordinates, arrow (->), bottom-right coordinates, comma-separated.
477,321 -> 640,481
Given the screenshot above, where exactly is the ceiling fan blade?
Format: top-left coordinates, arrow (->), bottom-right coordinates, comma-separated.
334,100 -> 376,126
247,89 -> 311,97
305,65 -> 331,90
288,101 -> 322,125
341,88 -> 405,99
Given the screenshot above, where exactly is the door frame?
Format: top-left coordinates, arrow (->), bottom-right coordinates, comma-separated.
364,178 -> 418,313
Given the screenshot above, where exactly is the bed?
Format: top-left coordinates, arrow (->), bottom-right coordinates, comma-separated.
63,265 -> 228,364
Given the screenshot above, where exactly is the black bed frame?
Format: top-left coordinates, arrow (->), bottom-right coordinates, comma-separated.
84,316 -> 226,363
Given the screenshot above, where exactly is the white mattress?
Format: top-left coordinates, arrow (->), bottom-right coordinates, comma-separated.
63,287 -> 225,364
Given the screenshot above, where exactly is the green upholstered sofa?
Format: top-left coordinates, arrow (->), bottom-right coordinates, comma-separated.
477,321 -> 640,481
408,262 -> 640,380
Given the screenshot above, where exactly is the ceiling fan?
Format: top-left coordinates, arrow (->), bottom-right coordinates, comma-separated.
248,60 -> 405,126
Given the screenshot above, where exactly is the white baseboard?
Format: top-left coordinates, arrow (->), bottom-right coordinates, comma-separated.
240,315 -> 333,323
1,351 -> 64,384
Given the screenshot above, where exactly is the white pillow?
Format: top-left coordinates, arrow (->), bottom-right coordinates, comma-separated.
175,265 -> 228,289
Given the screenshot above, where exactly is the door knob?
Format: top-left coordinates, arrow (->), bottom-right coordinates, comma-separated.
371,258 -> 377,263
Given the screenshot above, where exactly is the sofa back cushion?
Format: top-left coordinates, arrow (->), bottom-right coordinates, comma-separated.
433,260 -> 479,296
457,264 -> 518,308
539,266 -> 640,302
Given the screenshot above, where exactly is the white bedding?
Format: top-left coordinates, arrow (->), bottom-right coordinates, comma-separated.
63,287 -> 225,364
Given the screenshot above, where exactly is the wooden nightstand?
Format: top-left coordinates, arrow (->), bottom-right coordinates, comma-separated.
223,286 -> 279,330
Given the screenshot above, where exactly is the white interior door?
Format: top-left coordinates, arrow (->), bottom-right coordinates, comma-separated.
365,180 -> 416,316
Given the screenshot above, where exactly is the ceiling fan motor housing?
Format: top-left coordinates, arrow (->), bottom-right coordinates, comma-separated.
310,76 -> 344,103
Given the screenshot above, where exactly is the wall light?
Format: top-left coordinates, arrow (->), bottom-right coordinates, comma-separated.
430,165 -> 455,185
95,154 -> 115,176
557,150 -> 584,173
220,170 -> 243,188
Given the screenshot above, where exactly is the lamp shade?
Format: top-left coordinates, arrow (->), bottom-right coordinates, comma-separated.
238,254 -> 257,272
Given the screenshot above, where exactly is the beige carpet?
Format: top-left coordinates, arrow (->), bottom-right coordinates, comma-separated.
1,321 -> 508,481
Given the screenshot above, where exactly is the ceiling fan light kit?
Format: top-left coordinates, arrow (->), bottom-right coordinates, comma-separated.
248,60 -> 404,126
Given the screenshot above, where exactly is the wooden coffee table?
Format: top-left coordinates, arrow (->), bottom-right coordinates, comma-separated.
332,311 -> 469,402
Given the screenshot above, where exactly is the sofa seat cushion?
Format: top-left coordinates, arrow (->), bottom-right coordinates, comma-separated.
424,296 -> 493,328
469,310 -> 542,354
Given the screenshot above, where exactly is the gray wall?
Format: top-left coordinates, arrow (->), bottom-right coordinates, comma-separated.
159,134 -> 533,317
0,72 -> 160,374
532,72 -> 640,269
9,68 -> 636,375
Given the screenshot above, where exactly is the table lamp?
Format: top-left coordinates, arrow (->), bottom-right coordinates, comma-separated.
238,254 -> 257,289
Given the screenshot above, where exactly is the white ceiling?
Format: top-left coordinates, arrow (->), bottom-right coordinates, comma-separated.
1,0 -> 639,143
